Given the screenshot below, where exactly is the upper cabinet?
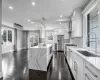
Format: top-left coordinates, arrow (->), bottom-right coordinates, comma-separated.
71,8 -> 83,38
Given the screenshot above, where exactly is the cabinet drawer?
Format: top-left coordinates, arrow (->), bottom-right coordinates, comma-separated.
85,73 -> 94,80
85,62 -> 100,80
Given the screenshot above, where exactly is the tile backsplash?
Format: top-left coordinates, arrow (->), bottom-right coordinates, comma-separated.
70,37 -> 83,47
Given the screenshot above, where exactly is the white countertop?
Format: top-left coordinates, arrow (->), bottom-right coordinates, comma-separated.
67,46 -> 100,73
31,44 -> 52,48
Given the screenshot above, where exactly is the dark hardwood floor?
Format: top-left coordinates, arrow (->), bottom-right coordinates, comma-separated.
2,50 -> 29,80
0,77 -> 3,80
47,52 -> 74,80
29,69 -> 47,80
2,49 -> 73,80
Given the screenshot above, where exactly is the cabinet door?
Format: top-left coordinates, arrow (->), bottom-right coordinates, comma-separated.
72,18 -> 76,37
71,8 -> 82,38
69,50 -> 73,70
73,60 -> 78,80
67,48 -> 70,62
72,51 -> 84,80
72,17 -> 82,37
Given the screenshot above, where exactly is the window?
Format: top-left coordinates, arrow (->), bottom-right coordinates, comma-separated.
2,30 -> 7,42
87,6 -> 100,52
8,30 -> 12,42
1,27 -> 13,44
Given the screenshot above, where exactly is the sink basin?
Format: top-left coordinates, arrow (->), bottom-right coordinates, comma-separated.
77,50 -> 100,57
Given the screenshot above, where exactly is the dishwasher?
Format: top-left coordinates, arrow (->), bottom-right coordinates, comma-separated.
64,43 -> 77,61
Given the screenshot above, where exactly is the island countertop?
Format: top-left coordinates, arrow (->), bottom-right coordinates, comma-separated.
30,43 -> 52,48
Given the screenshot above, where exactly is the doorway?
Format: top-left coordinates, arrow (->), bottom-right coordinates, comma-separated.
57,35 -> 64,51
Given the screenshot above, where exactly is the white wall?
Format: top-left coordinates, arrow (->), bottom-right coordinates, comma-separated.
22,31 -> 28,49
17,30 -> 23,50
45,23 -> 69,43
0,0 -> 3,78
70,37 -> 83,47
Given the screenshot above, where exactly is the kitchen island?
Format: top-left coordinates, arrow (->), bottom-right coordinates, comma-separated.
29,44 -> 53,71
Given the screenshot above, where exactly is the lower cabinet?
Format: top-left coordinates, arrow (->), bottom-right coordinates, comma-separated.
69,50 -> 84,80
84,62 -> 100,80
68,49 -> 73,70
72,51 -> 84,80
67,49 -> 100,80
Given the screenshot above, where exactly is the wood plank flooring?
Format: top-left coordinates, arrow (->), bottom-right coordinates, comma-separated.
2,49 -> 73,80
47,52 -> 74,80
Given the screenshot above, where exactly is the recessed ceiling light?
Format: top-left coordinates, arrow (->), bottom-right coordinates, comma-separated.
36,24 -> 38,26
60,23 -> 62,24
32,2 -> 36,6
31,22 -> 34,24
28,19 -> 30,22
60,15 -> 63,18
60,0 -> 65,1
9,6 -> 13,10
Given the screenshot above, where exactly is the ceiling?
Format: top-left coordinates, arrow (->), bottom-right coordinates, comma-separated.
2,0 -> 90,29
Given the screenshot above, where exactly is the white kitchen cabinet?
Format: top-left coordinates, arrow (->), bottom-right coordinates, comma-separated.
84,62 -> 100,80
67,49 -> 84,80
67,48 -> 70,62
71,8 -> 83,37
71,50 -> 84,80
67,47 -> 100,80
68,49 -> 73,71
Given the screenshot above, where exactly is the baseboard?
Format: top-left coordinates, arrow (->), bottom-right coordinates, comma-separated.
0,72 -> 3,78
2,48 -> 28,54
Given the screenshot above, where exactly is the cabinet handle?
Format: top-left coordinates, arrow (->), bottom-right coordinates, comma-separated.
85,66 -> 98,78
74,61 -> 77,71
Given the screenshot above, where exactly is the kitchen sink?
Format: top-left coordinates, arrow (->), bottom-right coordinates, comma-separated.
77,50 -> 100,57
